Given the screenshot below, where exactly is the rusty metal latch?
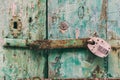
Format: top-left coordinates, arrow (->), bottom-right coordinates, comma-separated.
3,38 -> 115,50
3,38 -> 89,49
4,37 -> 119,58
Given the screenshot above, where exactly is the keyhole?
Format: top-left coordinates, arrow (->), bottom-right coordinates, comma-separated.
29,17 -> 32,23
13,22 -> 18,29
62,26 -> 65,29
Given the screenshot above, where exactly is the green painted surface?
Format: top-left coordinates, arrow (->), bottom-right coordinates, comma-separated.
48,0 -> 106,78
0,0 -> 120,79
107,0 -> 120,78
48,49 -> 104,78
0,0 -> 46,79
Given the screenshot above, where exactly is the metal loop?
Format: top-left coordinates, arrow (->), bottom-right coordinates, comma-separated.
87,40 -> 95,45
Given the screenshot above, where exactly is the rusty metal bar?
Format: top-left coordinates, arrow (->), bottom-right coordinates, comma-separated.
3,38 -> 120,50
30,38 -> 89,49
3,38 -> 89,49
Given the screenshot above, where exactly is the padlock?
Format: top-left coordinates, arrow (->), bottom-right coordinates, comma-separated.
87,37 -> 111,58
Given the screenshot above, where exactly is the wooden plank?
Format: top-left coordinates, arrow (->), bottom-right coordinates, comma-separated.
4,38 -> 120,50
4,38 -> 89,49
99,0 -> 108,77
48,0 -> 105,78
0,0 -> 46,79
107,0 -> 120,78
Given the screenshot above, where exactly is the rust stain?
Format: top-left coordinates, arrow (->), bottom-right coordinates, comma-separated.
91,65 -> 104,78
100,0 -> 108,21
111,47 -> 119,51
99,0 -> 108,39
111,46 -> 120,53
30,38 -> 89,49
59,22 -> 69,31
2,30 -> 4,37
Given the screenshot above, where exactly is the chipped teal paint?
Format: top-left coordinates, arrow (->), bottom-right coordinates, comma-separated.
107,0 -> 120,78
2,49 -> 46,79
49,49 -> 105,78
0,0 -> 120,79
107,0 -> 120,39
0,0 -> 46,79
48,0 -> 107,78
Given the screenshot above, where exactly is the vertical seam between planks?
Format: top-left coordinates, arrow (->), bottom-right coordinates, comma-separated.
43,0 -> 49,78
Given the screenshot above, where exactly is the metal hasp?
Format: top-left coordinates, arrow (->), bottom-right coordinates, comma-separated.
3,38 -> 89,49
4,38 -> 120,50
30,38 -> 89,49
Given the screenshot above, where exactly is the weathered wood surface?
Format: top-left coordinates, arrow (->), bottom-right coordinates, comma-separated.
0,0 -> 120,79
48,0 -> 106,78
107,0 -> 120,78
0,0 -> 46,79
47,0 -> 119,78
3,38 -> 120,50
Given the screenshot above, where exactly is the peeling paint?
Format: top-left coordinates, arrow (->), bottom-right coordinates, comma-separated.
0,0 -> 120,79
0,0 -> 46,79
48,0 -> 109,78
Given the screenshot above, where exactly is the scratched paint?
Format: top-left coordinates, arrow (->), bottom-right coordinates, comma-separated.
108,0 -> 120,77
0,0 -> 120,79
48,0 -> 107,78
48,0 -> 103,39
107,0 -> 120,78
49,49 -> 105,78
48,0 -> 120,78
0,0 -> 46,79
107,0 -> 120,40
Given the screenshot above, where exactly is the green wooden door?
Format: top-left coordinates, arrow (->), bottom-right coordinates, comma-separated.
47,0 -> 120,78
0,0 -> 120,79
48,0 -> 106,78
107,0 -> 120,77
0,0 -> 47,79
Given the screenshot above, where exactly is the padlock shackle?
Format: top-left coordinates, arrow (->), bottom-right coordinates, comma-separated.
87,40 -> 95,45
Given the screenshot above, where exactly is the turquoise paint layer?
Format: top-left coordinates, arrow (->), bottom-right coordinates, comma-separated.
0,0 -> 46,79
0,0 -> 120,79
107,0 -> 120,78
48,0 -> 107,78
